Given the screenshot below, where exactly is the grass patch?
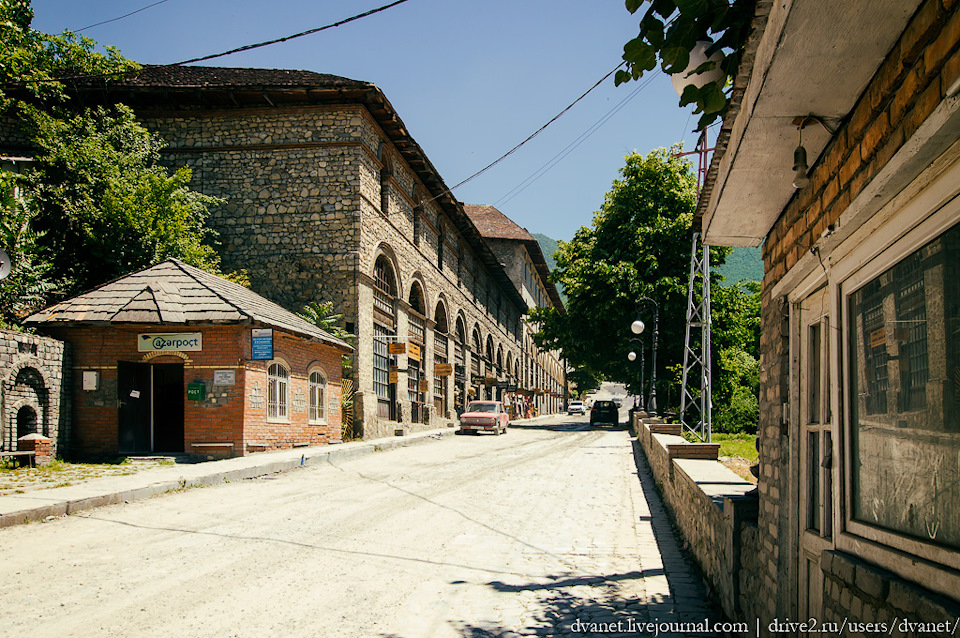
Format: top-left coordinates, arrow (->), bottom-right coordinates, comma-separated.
683,431 -> 758,462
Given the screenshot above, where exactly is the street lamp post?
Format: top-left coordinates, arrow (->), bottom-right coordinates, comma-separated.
630,297 -> 659,414
627,339 -> 645,412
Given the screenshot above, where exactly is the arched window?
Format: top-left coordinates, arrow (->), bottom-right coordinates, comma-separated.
408,282 -> 427,423
309,370 -> 327,423
374,255 -> 398,420
433,302 -> 449,415
267,362 -> 289,420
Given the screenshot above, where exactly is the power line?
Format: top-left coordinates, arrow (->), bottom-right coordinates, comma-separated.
494,71 -> 660,209
15,0 -> 414,85
442,61 -> 627,199
173,0 -> 413,66
74,0 -> 173,32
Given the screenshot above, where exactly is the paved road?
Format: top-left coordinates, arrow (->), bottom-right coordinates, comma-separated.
0,412 -> 720,637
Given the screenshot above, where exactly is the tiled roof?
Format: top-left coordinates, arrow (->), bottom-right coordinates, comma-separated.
24,259 -> 352,351
463,204 -> 536,242
110,65 -> 369,90
464,204 -> 565,314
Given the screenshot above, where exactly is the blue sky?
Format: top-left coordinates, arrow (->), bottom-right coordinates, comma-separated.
31,0 -> 702,242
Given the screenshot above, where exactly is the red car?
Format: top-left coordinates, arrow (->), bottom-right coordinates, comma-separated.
458,401 -> 510,435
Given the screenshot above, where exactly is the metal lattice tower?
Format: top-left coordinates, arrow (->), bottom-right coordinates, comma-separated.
679,232 -> 712,441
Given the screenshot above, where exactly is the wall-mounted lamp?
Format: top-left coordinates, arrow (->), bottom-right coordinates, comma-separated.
792,124 -> 810,189
791,115 -> 838,190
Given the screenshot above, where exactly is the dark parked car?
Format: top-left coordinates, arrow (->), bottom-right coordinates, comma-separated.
589,400 -> 619,426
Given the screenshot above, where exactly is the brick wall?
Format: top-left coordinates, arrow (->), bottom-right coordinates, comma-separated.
40,323 -> 343,458
756,0 -> 960,625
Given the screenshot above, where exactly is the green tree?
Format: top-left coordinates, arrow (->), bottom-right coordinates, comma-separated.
0,170 -> 56,326
298,301 -> 355,379
617,0 -> 755,130
711,280 -> 761,432
22,104 -> 223,295
2,1 -> 237,302
529,147 -> 729,406
1,0 -> 136,108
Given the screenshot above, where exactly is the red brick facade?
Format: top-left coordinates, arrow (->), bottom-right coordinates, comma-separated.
41,324 -> 343,458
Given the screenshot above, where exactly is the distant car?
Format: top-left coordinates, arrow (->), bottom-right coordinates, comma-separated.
589,400 -> 619,427
613,397 -> 623,406
459,401 -> 509,435
567,400 -> 586,415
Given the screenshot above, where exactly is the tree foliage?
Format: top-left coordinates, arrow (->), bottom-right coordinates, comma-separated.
0,171 -> 55,326
1,1 -> 236,319
1,0 -> 137,108
617,0 -> 755,130
711,280 -> 760,432
22,104 -> 223,295
529,148 -> 728,405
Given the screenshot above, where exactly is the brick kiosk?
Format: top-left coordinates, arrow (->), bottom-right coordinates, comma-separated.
25,259 -> 352,459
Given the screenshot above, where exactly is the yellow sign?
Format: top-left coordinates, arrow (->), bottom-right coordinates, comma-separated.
388,371 -> 399,384
388,343 -> 406,355
418,379 -> 429,392
869,328 -> 885,349
435,363 -> 453,376
408,343 -> 422,361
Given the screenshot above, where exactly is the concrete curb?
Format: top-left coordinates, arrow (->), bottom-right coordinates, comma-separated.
0,426 -> 460,529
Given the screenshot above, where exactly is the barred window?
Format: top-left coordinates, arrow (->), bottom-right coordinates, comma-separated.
848,222 -> 960,549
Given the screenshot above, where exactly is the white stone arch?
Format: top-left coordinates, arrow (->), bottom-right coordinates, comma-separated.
433,297 -> 450,334
2,357 -> 53,450
407,275 -> 428,316
372,243 -> 402,299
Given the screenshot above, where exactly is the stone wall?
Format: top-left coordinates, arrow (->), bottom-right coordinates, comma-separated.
633,415 -> 758,620
0,329 -> 70,457
139,101 -> 563,440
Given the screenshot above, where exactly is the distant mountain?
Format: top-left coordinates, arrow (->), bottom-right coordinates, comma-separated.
532,233 -> 567,305
531,233 -> 559,272
716,246 -> 763,284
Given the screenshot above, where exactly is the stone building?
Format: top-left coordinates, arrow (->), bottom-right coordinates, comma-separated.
464,204 -> 566,415
63,65 -> 565,439
25,258 -> 352,458
695,0 -> 960,627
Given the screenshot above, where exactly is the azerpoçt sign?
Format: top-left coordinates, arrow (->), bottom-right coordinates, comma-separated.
138,332 -> 203,352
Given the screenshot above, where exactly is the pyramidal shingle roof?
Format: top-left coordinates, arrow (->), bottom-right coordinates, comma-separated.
24,259 -> 352,351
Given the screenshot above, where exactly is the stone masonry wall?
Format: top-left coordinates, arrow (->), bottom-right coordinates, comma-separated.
634,416 -> 759,620
0,329 -> 70,457
144,107 -> 365,318
140,102 -> 550,441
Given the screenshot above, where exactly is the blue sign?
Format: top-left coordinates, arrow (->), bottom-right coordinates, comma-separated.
251,328 -> 273,360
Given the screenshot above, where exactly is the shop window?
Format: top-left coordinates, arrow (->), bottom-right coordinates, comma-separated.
309,371 -> 326,423
267,362 -> 289,421
847,221 -> 960,550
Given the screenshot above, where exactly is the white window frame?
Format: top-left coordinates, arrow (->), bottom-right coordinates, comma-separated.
267,361 -> 290,422
830,150 -> 960,599
308,369 -> 327,424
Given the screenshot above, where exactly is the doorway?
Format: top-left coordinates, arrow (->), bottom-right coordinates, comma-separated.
118,362 -> 184,454
797,288 -> 835,622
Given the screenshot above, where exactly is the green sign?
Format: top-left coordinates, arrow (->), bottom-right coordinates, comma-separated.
187,382 -> 206,401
